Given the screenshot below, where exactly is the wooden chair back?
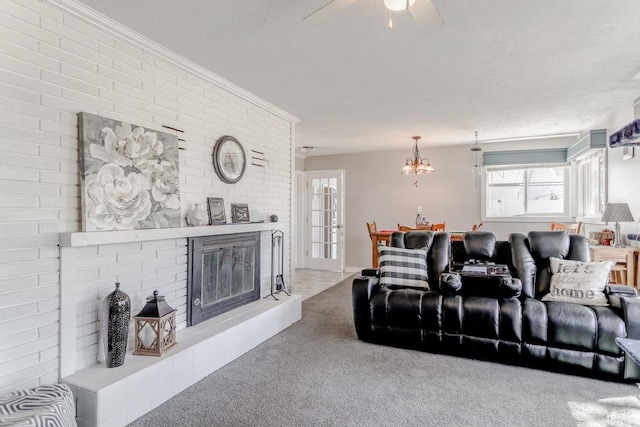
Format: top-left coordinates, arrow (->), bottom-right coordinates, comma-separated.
366,221 -> 378,237
550,221 -> 582,234
472,223 -> 483,231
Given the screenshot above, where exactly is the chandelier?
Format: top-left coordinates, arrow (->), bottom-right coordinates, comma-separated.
401,136 -> 435,175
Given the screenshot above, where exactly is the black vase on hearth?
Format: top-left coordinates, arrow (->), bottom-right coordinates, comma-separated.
102,282 -> 131,368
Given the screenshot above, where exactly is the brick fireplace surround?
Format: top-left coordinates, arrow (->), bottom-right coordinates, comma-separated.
0,1 -> 302,427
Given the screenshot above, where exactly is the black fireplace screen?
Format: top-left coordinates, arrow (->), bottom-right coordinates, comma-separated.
187,232 -> 260,326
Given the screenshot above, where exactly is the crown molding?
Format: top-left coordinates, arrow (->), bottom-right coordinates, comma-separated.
42,0 -> 300,124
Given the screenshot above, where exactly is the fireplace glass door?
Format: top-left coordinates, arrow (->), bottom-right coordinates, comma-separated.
201,246 -> 255,307
188,232 -> 260,326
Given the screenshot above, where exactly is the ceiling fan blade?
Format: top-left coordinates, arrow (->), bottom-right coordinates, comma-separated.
303,0 -> 359,25
408,0 -> 444,32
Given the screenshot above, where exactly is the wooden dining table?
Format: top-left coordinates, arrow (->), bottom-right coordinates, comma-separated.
370,229 -> 395,268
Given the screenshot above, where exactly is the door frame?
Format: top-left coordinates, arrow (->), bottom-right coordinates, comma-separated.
298,169 -> 345,271
295,170 -> 307,269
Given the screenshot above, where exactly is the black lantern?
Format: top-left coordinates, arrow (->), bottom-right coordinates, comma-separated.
133,291 -> 177,357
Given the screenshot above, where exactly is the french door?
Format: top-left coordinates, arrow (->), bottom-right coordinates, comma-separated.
305,170 -> 344,271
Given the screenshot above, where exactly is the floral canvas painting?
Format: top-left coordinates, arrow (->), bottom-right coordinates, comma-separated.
79,112 -> 181,231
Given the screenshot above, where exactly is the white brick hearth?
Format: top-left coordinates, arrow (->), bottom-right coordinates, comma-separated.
63,291 -> 301,427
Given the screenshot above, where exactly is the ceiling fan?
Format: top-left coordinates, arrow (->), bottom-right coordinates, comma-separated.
303,0 -> 443,31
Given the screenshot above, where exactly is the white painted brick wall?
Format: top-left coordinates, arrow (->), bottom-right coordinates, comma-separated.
0,0 -> 294,393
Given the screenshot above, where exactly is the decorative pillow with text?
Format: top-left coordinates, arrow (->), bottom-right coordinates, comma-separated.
379,246 -> 429,289
541,257 -> 614,306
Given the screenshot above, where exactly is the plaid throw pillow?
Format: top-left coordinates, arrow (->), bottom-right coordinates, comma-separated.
379,246 -> 429,289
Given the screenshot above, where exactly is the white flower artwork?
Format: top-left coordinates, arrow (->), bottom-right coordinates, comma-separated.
79,112 -> 181,231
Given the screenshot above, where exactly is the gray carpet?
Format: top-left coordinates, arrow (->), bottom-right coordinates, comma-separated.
129,274 -> 640,426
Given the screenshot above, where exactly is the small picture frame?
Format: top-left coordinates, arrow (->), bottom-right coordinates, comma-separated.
231,203 -> 250,223
623,146 -> 635,161
207,197 -> 226,225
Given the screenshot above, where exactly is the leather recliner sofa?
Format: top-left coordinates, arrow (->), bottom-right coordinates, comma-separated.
352,230 -> 640,381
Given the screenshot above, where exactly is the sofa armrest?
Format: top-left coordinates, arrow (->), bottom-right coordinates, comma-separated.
352,275 -> 380,341
360,268 -> 380,278
500,277 -> 522,298
606,285 -> 638,320
439,273 -> 522,299
439,272 -> 462,294
605,284 -> 637,296
609,295 -> 640,340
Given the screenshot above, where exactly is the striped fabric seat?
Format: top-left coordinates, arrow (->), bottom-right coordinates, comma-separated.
0,384 -> 76,427
379,246 -> 429,289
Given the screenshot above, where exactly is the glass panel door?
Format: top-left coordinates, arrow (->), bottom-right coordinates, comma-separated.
306,171 -> 344,271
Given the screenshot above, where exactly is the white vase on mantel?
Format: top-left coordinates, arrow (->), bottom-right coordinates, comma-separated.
187,203 -> 209,227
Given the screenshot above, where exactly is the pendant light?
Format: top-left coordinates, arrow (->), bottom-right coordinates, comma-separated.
471,131 -> 482,187
401,136 -> 435,180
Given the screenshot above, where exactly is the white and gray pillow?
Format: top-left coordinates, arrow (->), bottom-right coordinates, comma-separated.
379,246 -> 429,289
542,257 -> 614,306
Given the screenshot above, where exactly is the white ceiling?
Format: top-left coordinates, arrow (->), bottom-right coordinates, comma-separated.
77,0 -> 640,156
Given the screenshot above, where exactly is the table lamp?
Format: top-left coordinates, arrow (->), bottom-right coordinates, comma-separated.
601,202 -> 634,248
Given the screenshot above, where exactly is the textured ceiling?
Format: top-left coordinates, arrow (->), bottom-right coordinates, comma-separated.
77,0 -> 640,155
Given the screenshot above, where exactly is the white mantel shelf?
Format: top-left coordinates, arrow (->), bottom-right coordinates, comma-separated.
59,222 -> 279,247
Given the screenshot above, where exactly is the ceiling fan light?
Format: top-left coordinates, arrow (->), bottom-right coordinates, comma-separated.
384,0 -> 416,12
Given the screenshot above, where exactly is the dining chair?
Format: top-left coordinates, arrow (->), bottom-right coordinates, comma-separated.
550,221 -> 582,234
368,221 -> 395,268
367,221 -> 378,236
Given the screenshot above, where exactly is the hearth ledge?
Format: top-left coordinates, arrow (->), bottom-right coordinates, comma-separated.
61,293 -> 302,427
59,222 -> 278,247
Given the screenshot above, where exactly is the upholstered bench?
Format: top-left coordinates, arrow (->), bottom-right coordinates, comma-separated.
0,383 -> 76,427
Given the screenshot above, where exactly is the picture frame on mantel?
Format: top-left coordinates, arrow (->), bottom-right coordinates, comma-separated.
623,146 -> 635,161
231,203 -> 250,223
207,197 -> 226,225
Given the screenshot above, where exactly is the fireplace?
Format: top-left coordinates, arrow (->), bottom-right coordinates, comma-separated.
187,232 -> 261,326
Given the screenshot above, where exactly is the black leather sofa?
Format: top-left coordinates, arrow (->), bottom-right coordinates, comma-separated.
352,230 -> 640,381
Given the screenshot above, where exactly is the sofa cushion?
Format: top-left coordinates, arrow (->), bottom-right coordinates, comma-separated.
379,246 -> 429,289
541,257 -> 613,306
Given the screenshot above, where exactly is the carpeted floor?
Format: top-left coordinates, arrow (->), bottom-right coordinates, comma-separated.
128,274 -> 640,426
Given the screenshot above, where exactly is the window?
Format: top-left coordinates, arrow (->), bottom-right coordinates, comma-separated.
576,149 -> 605,218
485,164 -> 569,217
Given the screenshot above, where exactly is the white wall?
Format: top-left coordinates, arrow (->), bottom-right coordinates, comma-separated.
305,129 -> 640,270
304,143 -> 537,269
0,0 -> 295,393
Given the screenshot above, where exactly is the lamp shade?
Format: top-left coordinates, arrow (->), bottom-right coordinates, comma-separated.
601,203 -> 634,223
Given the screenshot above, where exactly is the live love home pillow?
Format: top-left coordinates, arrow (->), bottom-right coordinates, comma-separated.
379,246 -> 429,289
542,257 -> 614,306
